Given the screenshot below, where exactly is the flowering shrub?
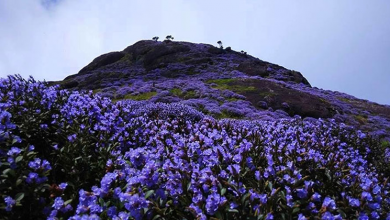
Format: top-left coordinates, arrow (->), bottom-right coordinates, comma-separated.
1,75 -> 389,219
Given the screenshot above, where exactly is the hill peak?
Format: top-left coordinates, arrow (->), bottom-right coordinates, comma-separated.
52,39 -> 390,141
68,39 -> 310,86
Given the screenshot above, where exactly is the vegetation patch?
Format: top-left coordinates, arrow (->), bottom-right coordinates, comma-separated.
124,91 -> 157,101
92,88 -> 102,94
215,109 -> 244,119
338,97 -> 351,103
355,114 -> 368,124
207,78 -> 256,92
169,88 -> 197,99
208,78 -> 336,119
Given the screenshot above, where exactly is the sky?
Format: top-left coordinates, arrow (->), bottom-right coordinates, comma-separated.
0,0 -> 389,105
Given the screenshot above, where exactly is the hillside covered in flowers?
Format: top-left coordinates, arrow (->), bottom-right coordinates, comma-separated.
1,75 -> 390,219
1,39 -> 390,219
54,39 -> 390,142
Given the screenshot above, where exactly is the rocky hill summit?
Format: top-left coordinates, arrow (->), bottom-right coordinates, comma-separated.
52,39 -> 390,140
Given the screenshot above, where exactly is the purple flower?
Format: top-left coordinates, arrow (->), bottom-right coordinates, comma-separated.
26,172 -> 39,184
28,145 -> 35,151
107,207 -> 117,218
123,194 -> 148,220
41,160 -> 52,171
286,194 -> 293,207
266,213 -> 274,220
322,197 -> 336,210
372,185 -> 381,195
361,192 -> 373,201
29,158 -> 41,170
358,213 -> 369,220
371,211 -> 380,220
227,164 -> 241,175
28,158 -> 51,171
311,192 -> 321,202
118,212 -> 131,220
255,170 -> 261,181
298,214 -> 306,220
53,197 -> 64,210
4,196 -> 15,211
89,204 -> 102,214
68,134 -> 77,142
205,192 -> 226,215
322,212 -> 335,220
259,194 -> 267,204
7,147 -> 21,157
59,182 -> 68,190
230,202 -> 238,209
296,188 -> 308,199
348,197 -> 360,207
368,202 -> 380,210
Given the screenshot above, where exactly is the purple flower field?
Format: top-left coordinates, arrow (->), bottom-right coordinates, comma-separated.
1,75 -> 390,219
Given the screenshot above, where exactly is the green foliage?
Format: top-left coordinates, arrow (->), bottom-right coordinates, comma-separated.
169,88 -> 198,99
170,88 -> 182,96
207,79 -> 256,92
124,91 -> 157,101
92,88 -> 102,94
338,97 -> 351,103
354,115 -> 368,124
215,109 -> 244,119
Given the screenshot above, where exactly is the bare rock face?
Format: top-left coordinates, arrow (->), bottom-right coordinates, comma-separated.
51,39 -> 390,140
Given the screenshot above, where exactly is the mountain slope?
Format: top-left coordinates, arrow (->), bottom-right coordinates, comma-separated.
51,39 -> 390,140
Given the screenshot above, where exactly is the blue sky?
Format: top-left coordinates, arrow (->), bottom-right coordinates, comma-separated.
0,0 -> 389,105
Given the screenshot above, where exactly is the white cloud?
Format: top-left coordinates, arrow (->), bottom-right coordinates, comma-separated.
0,0 -> 390,104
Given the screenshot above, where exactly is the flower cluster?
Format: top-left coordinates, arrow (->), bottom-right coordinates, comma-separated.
0,75 -> 389,219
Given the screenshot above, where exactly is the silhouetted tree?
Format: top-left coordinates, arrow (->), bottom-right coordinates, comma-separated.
166,35 -> 174,41
217,41 -> 223,49
152,36 -> 159,42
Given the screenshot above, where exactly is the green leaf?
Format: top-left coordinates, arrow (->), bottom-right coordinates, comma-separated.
152,215 -> 162,220
145,190 -> 154,199
241,192 -> 250,204
187,182 -> 191,191
228,209 -> 239,213
325,169 -> 332,181
221,188 -> 227,196
27,151 -> 36,157
99,198 -> 104,206
64,199 -> 73,205
15,156 -> 23,163
12,138 -> 19,145
215,211 -> 223,219
2,168 -> 11,175
15,193 -> 24,202
337,209 -> 347,218
267,181 -> 273,191
292,207 -> 300,214
3,168 -> 15,177
257,214 -> 264,220
15,179 -> 22,186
